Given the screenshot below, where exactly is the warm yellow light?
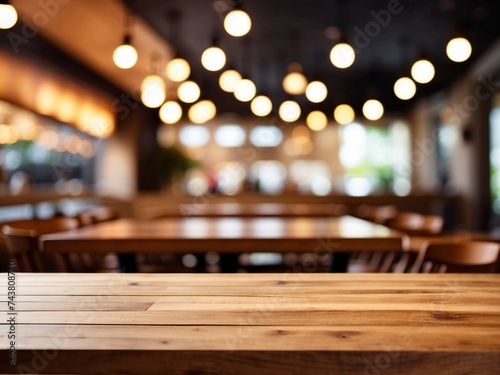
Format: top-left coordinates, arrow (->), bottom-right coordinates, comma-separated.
279,100 -> 301,122
330,42 -> 356,69
394,77 -> 416,100
224,9 -> 252,37
307,111 -> 328,131
0,124 -> 10,144
334,104 -> 355,125
141,75 -> 166,108
188,100 -> 217,124
446,37 -> 472,63
305,81 -> 328,103
0,4 -> 18,30
283,72 -> 308,95
113,43 -> 138,69
219,69 -> 242,92
411,59 -> 435,84
250,95 -> 273,117
201,46 -> 226,71
159,101 -> 183,124
362,100 -> 384,121
166,58 -> 191,82
234,79 -> 256,102
177,81 -> 201,103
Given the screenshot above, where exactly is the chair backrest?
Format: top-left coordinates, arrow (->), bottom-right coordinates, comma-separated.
88,206 -> 120,223
413,241 -> 500,273
2,217 -> 79,272
386,212 -> 443,236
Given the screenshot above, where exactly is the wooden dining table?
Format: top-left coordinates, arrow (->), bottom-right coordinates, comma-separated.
2,273 -> 499,374
40,216 -> 405,272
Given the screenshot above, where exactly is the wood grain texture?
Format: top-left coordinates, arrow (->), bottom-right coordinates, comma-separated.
1,273 -> 499,374
40,216 -> 404,254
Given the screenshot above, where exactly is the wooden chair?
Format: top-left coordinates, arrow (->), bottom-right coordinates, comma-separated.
88,206 -> 120,223
412,241 -> 500,273
2,217 -> 80,272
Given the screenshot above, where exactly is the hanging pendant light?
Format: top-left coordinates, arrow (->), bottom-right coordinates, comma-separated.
224,6 -> 252,37
411,59 -> 435,84
394,77 -> 416,100
113,12 -> 138,69
446,37 -> 472,63
201,38 -> 226,72
282,63 -> 308,95
0,0 -> 17,30
166,56 -> 191,82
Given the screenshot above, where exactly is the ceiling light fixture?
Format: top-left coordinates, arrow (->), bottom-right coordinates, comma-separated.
411,59 -> 435,84
201,39 -> 226,72
394,77 -> 416,100
446,37 -> 472,63
219,69 -> 242,92
234,78 -> 256,102
224,7 -> 252,37
177,80 -> 201,103
141,74 -> 166,108
306,111 -> 328,131
282,63 -> 308,95
279,100 -> 301,123
250,95 -> 273,117
305,81 -> 328,103
165,57 -> 191,82
113,12 -> 138,69
188,100 -> 217,124
0,0 -> 17,30
362,99 -> 384,121
159,101 -> 182,124
330,42 -> 356,69
333,104 -> 355,125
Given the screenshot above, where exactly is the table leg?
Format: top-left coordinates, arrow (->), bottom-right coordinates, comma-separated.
329,253 -> 350,273
219,253 -> 239,273
117,254 -> 138,273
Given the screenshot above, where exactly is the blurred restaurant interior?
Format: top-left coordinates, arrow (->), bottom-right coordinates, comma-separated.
2,1 -> 500,374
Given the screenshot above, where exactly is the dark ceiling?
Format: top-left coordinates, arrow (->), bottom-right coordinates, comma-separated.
125,0 -> 500,119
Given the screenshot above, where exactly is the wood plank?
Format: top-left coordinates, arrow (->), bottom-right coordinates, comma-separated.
7,350 -> 500,375
9,310 -> 500,327
3,325 -> 500,352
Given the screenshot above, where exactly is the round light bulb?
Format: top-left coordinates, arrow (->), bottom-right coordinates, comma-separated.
305,81 -> 328,103
234,79 -> 256,102
362,100 -> 384,121
201,46 -> 226,71
188,100 -> 217,124
334,104 -> 355,125
330,42 -> 356,69
141,75 -> 166,108
282,72 -> 308,95
113,44 -> 138,69
166,58 -> 191,82
159,101 -> 183,124
219,69 -> 242,92
177,81 -> 201,103
224,9 -> 252,37
0,4 -> 18,30
250,95 -> 273,117
411,59 -> 435,84
306,111 -> 328,131
279,100 -> 301,122
446,37 -> 472,63
394,77 -> 416,100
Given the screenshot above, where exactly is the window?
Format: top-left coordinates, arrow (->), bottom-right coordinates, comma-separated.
490,105 -> 500,218
249,126 -> 283,147
289,160 -> 332,196
214,125 -> 246,147
249,160 -> 287,195
178,125 -> 210,147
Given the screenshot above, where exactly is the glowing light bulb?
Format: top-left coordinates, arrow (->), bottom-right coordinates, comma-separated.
305,81 -> 328,103
177,81 -> 201,103
279,101 -> 301,122
113,38 -> 138,69
0,3 -> 18,30
283,72 -> 308,95
224,9 -> 252,37
334,104 -> 355,125
411,59 -> 435,84
188,100 -> 217,124
141,75 -> 166,108
394,77 -> 416,100
234,79 -> 256,102
330,42 -> 355,69
159,101 -> 183,124
251,95 -> 273,117
219,69 -> 242,92
446,37 -> 472,63
362,100 -> 384,121
201,46 -> 226,71
166,58 -> 190,82
306,111 -> 328,131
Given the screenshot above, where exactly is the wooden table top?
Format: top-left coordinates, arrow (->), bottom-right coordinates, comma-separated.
138,203 -> 348,219
2,273 -> 499,374
409,232 -> 500,252
41,216 -> 404,254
